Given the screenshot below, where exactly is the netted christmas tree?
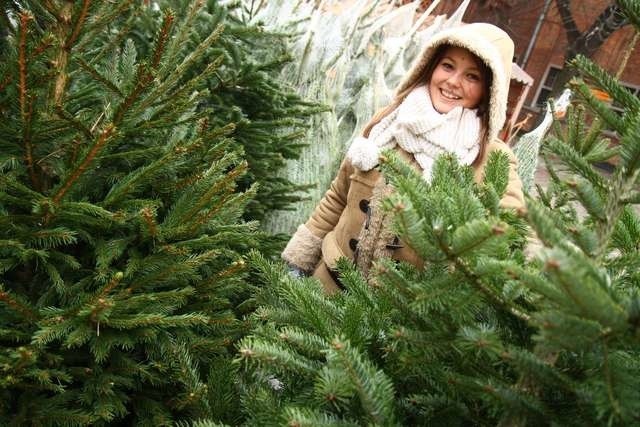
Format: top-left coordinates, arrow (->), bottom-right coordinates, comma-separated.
0,1 -> 316,425
237,1 -> 640,425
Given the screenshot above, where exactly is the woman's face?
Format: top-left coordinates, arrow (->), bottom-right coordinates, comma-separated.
428,46 -> 486,113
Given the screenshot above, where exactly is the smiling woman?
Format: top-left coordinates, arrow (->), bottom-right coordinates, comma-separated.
282,22 -> 525,292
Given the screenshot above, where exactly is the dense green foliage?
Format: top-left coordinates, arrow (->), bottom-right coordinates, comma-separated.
0,1 -> 316,424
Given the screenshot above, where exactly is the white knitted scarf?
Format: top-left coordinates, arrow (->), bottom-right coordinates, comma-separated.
346,86 -> 481,181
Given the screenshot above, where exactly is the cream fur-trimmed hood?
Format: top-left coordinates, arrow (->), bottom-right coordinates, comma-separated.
396,23 -> 514,142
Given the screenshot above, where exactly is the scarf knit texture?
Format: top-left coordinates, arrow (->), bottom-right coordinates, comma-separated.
346,86 -> 481,180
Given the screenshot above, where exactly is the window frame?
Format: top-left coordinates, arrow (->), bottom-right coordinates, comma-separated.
531,64 -> 563,110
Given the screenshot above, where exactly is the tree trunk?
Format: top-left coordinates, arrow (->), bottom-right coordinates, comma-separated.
550,0 -> 629,96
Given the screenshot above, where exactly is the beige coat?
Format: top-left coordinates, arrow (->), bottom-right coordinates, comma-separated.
283,139 -> 524,292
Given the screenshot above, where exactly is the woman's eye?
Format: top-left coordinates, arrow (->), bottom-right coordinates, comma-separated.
441,62 -> 453,70
467,73 -> 480,81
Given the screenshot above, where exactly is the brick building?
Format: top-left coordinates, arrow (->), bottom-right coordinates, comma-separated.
432,0 -> 640,129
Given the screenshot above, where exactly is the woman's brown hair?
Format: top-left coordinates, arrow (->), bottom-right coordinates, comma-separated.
362,44 -> 493,166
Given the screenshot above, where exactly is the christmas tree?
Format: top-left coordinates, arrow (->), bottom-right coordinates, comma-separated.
237,0 -> 640,425
0,1 -> 315,424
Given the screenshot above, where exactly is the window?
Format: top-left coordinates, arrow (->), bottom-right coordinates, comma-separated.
533,65 -> 562,108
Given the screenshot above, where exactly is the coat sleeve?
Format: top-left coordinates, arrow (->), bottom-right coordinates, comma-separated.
281,157 -> 353,272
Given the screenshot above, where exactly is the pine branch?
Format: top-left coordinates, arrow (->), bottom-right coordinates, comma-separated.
75,58 -> 124,98
50,124 -> 115,207
160,0 -> 208,78
594,170 -> 639,260
54,104 -> 93,140
619,117 -> 640,174
136,23 -> 225,114
431,221 -> 530,322
0,73 -> 12,93
619,0 -> 640,28
113,63 -> 154,125
29,33 -> 55,60
601,341 -> 624,419
328,337 -> 397,425
571,56 -> 640,115
18,12 -> 39,191
101,151 -> 174,207
64,0 -> 90,50
179,161 -> 247,225
151,10 -> 175,69
52,2 -> 73,106
570,79 -> 625,135
140,206 -> 159,239
76,0 -> 136,54
0,286 -> 39,321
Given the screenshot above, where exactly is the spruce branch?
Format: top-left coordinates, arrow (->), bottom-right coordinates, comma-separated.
52,2 -> 73,106
102,150 -> 174,207
602,340 -> 624,419
159,54 -> 225,106
237,336 -> 320,375
18,12 -> 31,120
137,23 -> 225,113
29,33 -> 55,60
179,161 -> 247,225
0,286 -> 39,321
188,194 -> 233,235
152,10 -> 175,70
18,12 -> 39,191
50,123 -> 115,207
54,104 -> 93,140
328,337 -> 397,425
161,0 -> 208,77
64,0 -> 90,50
84,272 -> 124,323
140,207 -> 159,239
216,259 -> 246,279
433,227 -> 530,322
594,170 -> 639,260
76,0 -> 136,54
40,0 -> 60,22
0,73 -> 12,93
75,58 -> 124,98
113,63 -> 154,125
